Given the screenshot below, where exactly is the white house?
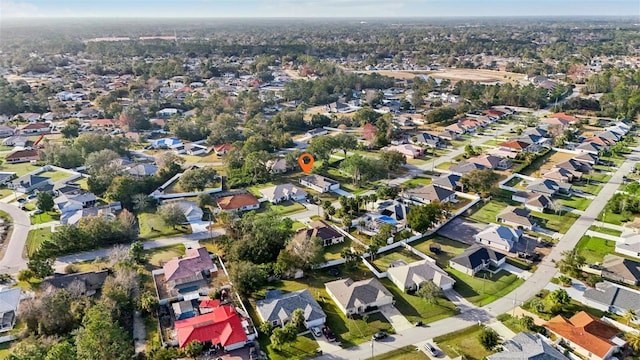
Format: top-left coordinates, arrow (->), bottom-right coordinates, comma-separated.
387,260 -> 455,292
259,183 -> 307,204
474,224 -> 522,252
325,278 -> 394,315
0,287 -> 21,332
299,174 -> 340,193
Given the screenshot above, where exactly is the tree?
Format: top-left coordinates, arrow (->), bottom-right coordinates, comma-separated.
624,309 -> 637,325
157,203 -> 187,229
60,119 -> 80,138
36,192 -> 54,212
416,280 -> 443,304
627,332 -> 640,353
380,150 -> 407,173
179,167 -> 218,192
229,261 -> 268,295
45,340 -> 77,360
290,308 -> 305,329
128,240 -> 145,264
519,315 -> 536,331
407,203 -> 445,233
461,169 -> 500,196
282,235 -> 324,271
140,291 -> 159,315
478,327 -> 499,350
545,288 -> 571,315
270,323 -> 297,350
557,249 -> 586,278
333,133 -> 358,157
75,304 -> 134,360
132,193 -> 154,213
27,256 -> 54,279
183,340 -> 204,359
196,192 -> 213,209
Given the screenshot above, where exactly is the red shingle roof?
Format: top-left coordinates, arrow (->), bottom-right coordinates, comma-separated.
499,140 -> 529,151
175,305 -> 248,348
545,311 -> 619,359
216,193 -> 259,211
550,112 -> 579,122
5,149 -> 39,161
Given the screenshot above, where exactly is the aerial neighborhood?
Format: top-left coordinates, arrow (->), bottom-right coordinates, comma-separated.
0,13 -> 639,360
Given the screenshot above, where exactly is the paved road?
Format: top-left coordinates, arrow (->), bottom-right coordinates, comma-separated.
0,203 -> 31,274
318,144 -> 639,360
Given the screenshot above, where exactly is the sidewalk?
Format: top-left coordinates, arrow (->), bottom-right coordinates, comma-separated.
584,230 -> 620,242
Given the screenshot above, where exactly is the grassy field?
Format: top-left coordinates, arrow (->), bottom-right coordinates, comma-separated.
403,177 -> 432,188
434,325 -> 494,360
558,196 -> 592,211
261,333 -> 319,360
138,212 -> 192,239
147,244 -> 186,267
573,182 -> 604,195
576,235 -> 616,264
588,226 -> 622,237
372,248 -> 423,272
1,162 -> 40,176
436,161 -> 452,170
447,269 -> 523,306
519,149 -> 555,176
39,170 -> 73,182
30,211 -> 59,225
267,200 -> 307,216
530,211 -> 579,234
522,290 -> 605,321
599,210 -> 632,225
380,279 -> 458,324
324,238 -> 352,261
292,221 -> 307,231
25,227 -> 52,257
468,200 -> 509,224
411,236 -> 468,269
371,346 -> 429,360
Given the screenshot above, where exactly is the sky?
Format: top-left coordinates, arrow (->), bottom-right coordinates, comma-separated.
1,0 -> 639,18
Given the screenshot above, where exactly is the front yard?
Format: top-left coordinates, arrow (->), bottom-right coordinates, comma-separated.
558,196 -> 592,211
138,212 -> 192,239
30,211 -> 59,225
380,279 -> 458,324
371,345 -> 429,360
576,235 -> 616,264
447,269 -> 524,306
403,177 -> 432,188
146,244 -> 186,267
434,325 -> 494,360
259,333 -> 319,360
530,211 -> 579,234
25,227 -> 52,257
266,200 -> 307,216
39,170 -> 74,182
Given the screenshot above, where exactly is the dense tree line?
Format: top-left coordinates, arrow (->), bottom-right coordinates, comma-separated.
582,68 -> 640,120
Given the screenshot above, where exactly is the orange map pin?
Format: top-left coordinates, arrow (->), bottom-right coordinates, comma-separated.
298,153 -> 315,173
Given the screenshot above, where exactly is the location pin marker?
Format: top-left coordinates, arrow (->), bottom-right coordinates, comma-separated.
298,153 -> 315,173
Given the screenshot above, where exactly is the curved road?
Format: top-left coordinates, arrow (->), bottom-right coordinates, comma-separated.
0,202 -> 31,274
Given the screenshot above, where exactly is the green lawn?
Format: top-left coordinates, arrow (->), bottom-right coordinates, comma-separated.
1,162 -> 40,176
146,244 -> 186,267
75,177 -> 89,190
411,236 -> 468,269
39,170 -> 73,182
588,226 -> 622,237
324,238 -> 353,261
576,235 -> 616,264
380,279 -> 458,324
407,158 -> 431,166
30,211 -> 59,225
261,333 -> 319,360
268,200 -> 307,216
447,269 -> 524,306
436,161 -> 452,170
25,227 -> 52,257
599,210 -> 633,225
434,325 -> 494,360
558,196 -> 592,211
0,188 -> 14,200
371,345 -> 429,360
138,212 -> 192,240
530,211 -> 579,234
0,341 -> 12,359
468,201 -> 509,224
482,139 -> 503,146
522,290 -> 605,321
497,313 -> 532,334
292,221 -> 307,231
403,177 -> 432,188
585,172 -> 611,183
573,182 -> 603,195
253,265 -> 392,347
372,248 -> 423,272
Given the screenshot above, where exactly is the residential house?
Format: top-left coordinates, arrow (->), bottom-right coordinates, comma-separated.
0,288 -> 21,332
387,260 -> 455,292
325,278 -> 394,316
256,289 -> 326,329
163,247 -> 217,292
174,305 -> 248,350
13,113 -> 41,123
168,200 -> 203,222
294,220 -> 344,247
9,174 -> 51,193
516,133 -> 551,149
259,183 -> 307,204
437,129 -> 460,141
266,158 -> 288,174
542,117 -> 573,129
183,143 -> 209,156
60,204 -> 119,226
402,184 -> 455,205
574,152 -> 599,166
545,311 -> 624,360
576,142 -> 602,155
585,136 -> 615,147
157,108 -> 179,117
326,101 -> 355,114
601,254 -> 640,286
483,109 -> 506,120
554,158 -> 592,179
526,179 -> 571,197
172,300 -> 195,320
487,332 -> 569,360
616,227 -> 640,259
127,164 -> 159,178
432,174 -> 463,191
467,154 -> 512,170
54,192 -> 98,212
88,119 -> 115,129
306,128 -> 328,138
19,122 -> 50,134
0,126 -> 15,138
412,132 -> 443,148
511,192 -> 552,213
5,149 -> 40,164
383,144 -> 424,159
213,144 -> 232,156
474,224 -> 523,252
449,244 -> 506,276
0,172 -> 16,186
41,270 -> 109,297
583,281 -> 640,318
444,123 -> 466,135
548,112 -> 580,124
496,207 -> 536,231
150,137 -> 182,149
75,108 -> 100,119
215,193 -> 260,212
299,174 -> 340,193
594,130 -> 621,143
542,168 -> 575,183
448,161 -> 485,176
498,140 -> 532,153
2,135 -> 28,147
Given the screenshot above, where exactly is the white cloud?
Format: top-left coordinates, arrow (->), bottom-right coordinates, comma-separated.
0,0 -> 39,17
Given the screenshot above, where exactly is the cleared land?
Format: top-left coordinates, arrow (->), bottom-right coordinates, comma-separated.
434,325 -> 494,360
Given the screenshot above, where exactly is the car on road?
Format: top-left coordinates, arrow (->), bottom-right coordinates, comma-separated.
311,327 -> 322,337
322,326 -> 336,342
327,268 -> 340,277
17,198 -> 27,204
371,331 -> 387,341
27,194 -> 37,200
425,343 -> 438,356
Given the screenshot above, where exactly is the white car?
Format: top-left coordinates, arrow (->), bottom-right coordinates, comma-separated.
311,327 -> 322,337
425,343 -> 438,356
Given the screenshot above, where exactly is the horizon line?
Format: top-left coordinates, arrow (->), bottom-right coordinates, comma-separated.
2,15 -> 638,20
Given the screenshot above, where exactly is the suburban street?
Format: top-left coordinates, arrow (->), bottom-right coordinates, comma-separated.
317,143 -> 640,360
0,202 -> 31,274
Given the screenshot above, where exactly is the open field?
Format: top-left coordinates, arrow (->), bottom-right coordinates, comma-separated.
138,212 -> 192,239
25,227 -> 52,257
447,268 -> 524,306
434,325 -> 494,360
412,236 -> 468,269
372,248 -> 424,272
576,235 -> 616,264
39,170 -> 73,182
356,68 -> 527,85
1,162 -> 41,177
537,151 -> 576,173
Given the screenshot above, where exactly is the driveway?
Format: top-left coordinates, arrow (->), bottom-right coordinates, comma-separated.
332,188 -> 354,198
315,333 -> 342,354
436,217 -> 484,244
379,305 -> 413,332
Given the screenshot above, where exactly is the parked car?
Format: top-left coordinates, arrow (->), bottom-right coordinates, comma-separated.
425,343 -> 438,356
323,326 -> 336,342
372,331 -> 387,341
311,327 -> 322,337
27,194 -> 37,200
17,198 -> 27,204
327,268 -> 341,277
249,346 -> 258,360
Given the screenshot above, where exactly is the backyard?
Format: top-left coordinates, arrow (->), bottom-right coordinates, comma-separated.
434,325 -> 494,360
380,278 -> 458,324
576,235 -> 616,264
447,268 -> 524,306
138,212 -> 192,239
39,170 -> 74,182
2,162 -> 40,176
323,238 -> 353,261
403,177 -> 432,188
371,248 -> 424,272
411,236 -> 468,269
558,196 -> 592,211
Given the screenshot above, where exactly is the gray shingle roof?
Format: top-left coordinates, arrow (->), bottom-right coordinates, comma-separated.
450,244 -> 506,269
583,282 -> 640,313
325,278 -> 393,310
256,289 -> 326,325
488,332 -> 569,360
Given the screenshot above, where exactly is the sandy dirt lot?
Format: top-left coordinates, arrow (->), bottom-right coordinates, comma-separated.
539,151 -> 576,172
354,68 -> 528,85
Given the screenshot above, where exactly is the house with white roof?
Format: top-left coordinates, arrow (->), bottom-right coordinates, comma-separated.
474,224 -> 523,252
259,183 -> 307,204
